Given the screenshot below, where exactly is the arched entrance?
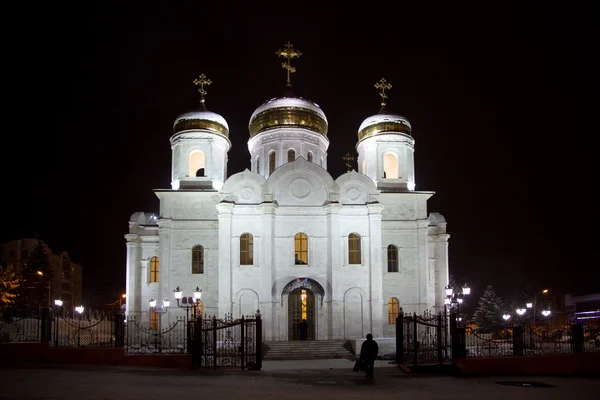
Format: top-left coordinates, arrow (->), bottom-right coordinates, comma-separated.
288,288 -> 315,340
281,277 -> 324,341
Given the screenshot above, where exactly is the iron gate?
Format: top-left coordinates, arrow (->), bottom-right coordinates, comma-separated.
193,311 -> 262,369
396,309 -> 448,366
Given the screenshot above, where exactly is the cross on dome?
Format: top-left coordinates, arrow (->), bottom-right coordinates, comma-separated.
374,78 -> 392,107
193,73 -> 212,104
276,41 -> 302,88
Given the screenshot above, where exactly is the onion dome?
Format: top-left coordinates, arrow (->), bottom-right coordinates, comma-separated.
249,95 -> 328,137
172,73 -> 229,138
357,78 -> 411,143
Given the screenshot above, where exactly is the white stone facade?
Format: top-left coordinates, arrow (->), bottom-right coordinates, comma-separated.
125,95 -> 450,341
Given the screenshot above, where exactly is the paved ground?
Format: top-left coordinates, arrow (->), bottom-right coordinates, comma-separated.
1,360 -> 598,400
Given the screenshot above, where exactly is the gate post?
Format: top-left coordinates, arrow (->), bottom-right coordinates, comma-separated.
240,315 -> 245,370
40,307 -> 50,343
212,315 -> 217,369
450,310 -> 465,361
513,325 -> 524,356
571,323 -> 584,354
114,313 -> 125,347
437,313 -> 443,364
396,308 -> 404,365
256,310 -> 263,371
413,312 -> 418,367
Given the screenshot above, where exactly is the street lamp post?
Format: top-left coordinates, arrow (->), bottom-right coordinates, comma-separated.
173,286 -> 203,354
53,299 -> 62,346
445,283 -> 470,324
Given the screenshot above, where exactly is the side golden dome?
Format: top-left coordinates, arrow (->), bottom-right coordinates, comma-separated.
357,111 -> 412,143
173,109 -> 230,138
249,97 -> 328,137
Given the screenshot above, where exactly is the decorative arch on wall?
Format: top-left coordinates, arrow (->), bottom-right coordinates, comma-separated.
189,150 -> 205,177
281,277 -> 325,306
235,288 -> 260,318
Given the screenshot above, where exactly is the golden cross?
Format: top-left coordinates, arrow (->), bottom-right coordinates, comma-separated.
276,41 -> 302,88
342,152 -> 356,172
374,78 -> 392,107
193,73 -> 212,103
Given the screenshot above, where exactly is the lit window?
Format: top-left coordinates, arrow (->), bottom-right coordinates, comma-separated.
387,245 -> 398,272
294,233 -> 308,265
150,256 -> 159,283
288,149 -> 296,162
348,233 -> 361,264
383,153 -> 399,179
388,298 -> 399,324
189,150 -> 205,177
192,245 -> 204,274
240,233 -> 254,265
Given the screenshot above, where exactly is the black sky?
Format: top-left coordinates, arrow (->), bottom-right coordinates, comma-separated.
3,2 -> 596,306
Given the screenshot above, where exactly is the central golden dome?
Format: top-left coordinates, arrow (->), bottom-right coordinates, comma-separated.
249,96 -> 328,137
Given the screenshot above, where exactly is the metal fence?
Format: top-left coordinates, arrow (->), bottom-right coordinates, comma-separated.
395,310 -> 600,365
464,319 -> 600,358
52,310 -> 117,348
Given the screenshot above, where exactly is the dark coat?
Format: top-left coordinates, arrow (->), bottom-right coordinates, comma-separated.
360,338 -> 378,362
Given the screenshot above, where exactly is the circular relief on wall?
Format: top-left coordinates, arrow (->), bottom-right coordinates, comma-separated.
240,186 -> 255,200
289,178 -> 313,199
345,186 -> 361,200
192,203 -> 206,215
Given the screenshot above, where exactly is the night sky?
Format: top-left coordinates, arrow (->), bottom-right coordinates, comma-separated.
3,3 -> 595,307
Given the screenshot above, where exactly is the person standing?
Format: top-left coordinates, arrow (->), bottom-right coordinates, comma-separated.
298,318 -> 308,340
359,333 -> 378,379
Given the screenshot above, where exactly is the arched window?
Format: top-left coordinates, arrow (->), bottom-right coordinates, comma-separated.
240,233 -> 254,265
256,156 -> 260,175
383,153 -> 399,179
294,233 -> 308,265
192,245 -> 204,274
189,150 -> 205,177
348,233 -> 361,264
288,149 -> 296,162
269,152 -> 276,175
387,245 -> 398,272
307,152 -> 313,162
150,256 -> 159,283
388,297 -> 400,324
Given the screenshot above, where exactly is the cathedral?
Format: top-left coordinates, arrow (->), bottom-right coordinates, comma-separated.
125,43 -> 450,342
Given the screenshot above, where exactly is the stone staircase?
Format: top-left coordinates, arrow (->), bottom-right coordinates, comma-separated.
262,340 -> 355,360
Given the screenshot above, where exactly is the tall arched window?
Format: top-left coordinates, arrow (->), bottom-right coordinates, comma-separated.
256,156 -> 260,175
269,152 -> 276,175
307,152 -> 313,162
388,297 -> 400,324
387,245 -> 398,272
240,233 -> 254,265
192,245 -> 204,274
383,153 -> 399,179
348,233 -> 361,264
288,149 -> 296,162
150,256 -> 159,283
189,150 -> 205,177
294,233 -> 308,265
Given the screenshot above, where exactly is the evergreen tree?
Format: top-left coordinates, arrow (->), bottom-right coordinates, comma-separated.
0,264 -> 20,312
472,285 -> 505,333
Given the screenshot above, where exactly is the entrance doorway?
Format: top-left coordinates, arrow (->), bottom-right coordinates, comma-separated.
288,288 -> 315,340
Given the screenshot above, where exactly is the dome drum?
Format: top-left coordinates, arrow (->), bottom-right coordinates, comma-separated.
249,106 -> 328,137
